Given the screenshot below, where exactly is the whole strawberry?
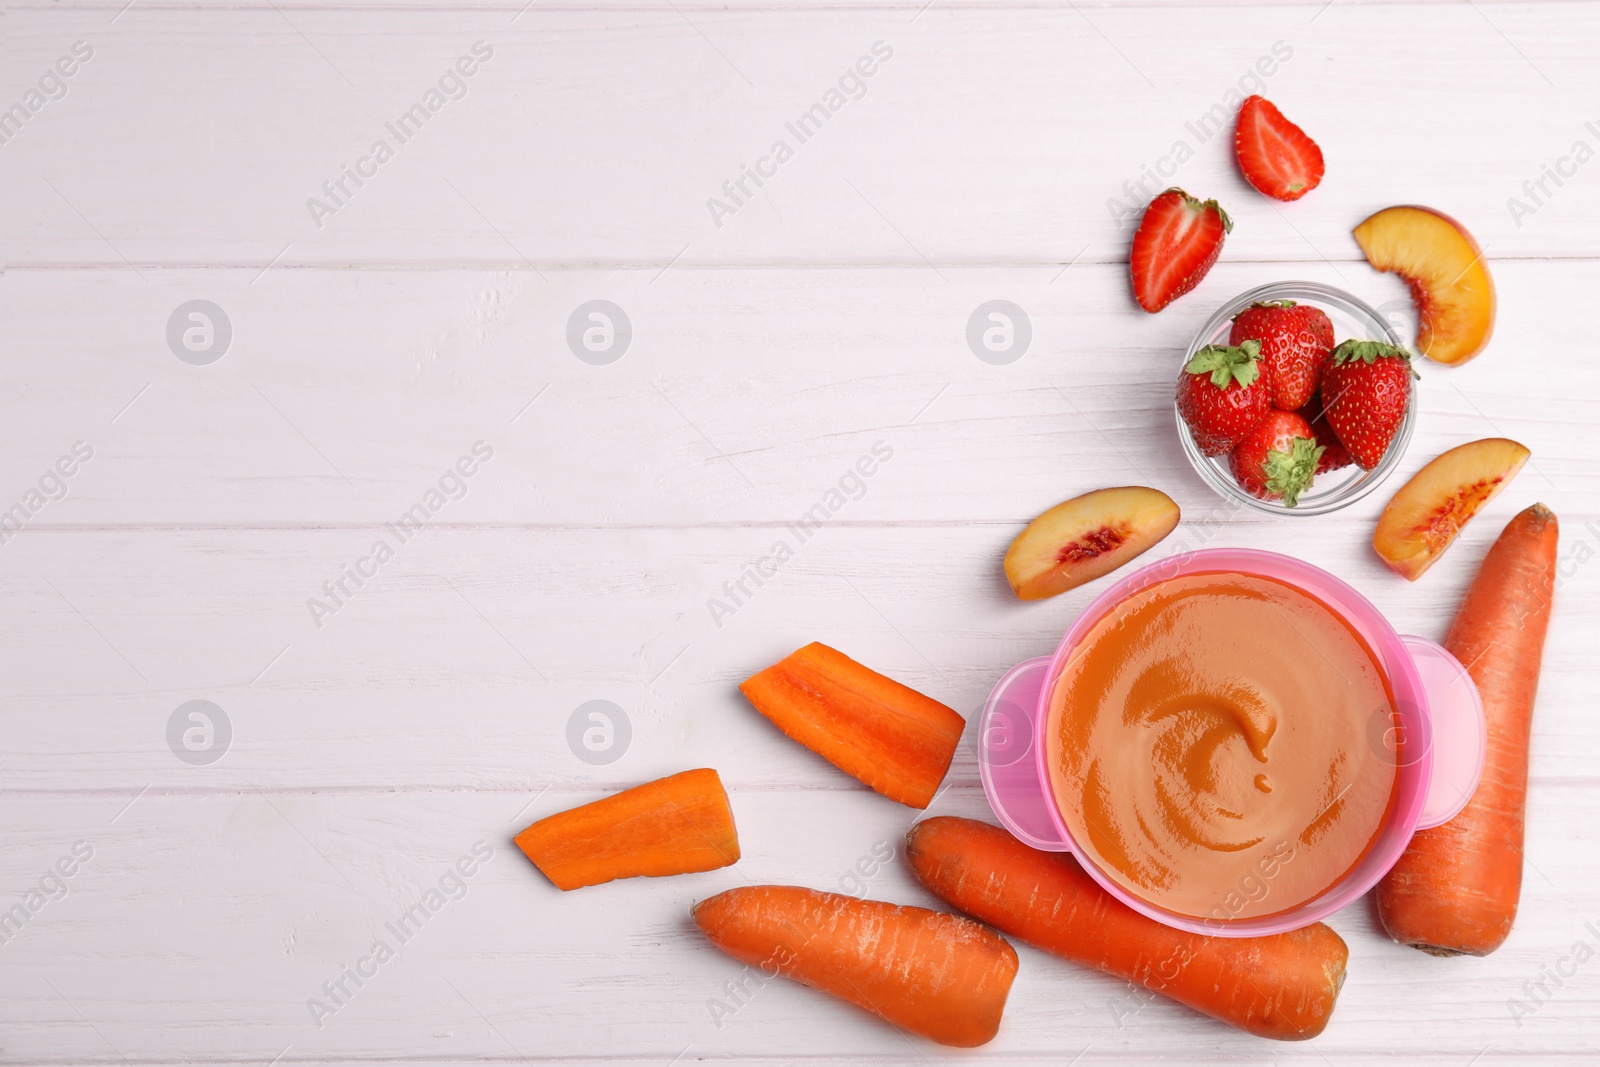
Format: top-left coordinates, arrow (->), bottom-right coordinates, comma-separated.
1230,410 -> 1323,506
1229,300 -> 1334,410
1322,340 -> 1417,470
1176,341 -> 1270,456
1296,390 -> 1352,475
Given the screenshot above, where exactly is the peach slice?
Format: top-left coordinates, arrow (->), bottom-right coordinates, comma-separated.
1004,487 -> 1179,601
1374,438 -> 1530,580
1353,206 -> 1495,366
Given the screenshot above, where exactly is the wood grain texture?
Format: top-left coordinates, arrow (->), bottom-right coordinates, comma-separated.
3,0 -> 1599,1063
5,787 -> 1600,1062
1,522 -> 1595,793
1,262 -> 1594,525
7,6 -> 1599,267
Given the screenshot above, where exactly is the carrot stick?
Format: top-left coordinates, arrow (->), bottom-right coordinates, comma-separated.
1376,503 -> 1559,955
514,768 -> 739,890
739,642 -> 965,808
905,816 -> 1348,1041
692,885 -> 1018,1047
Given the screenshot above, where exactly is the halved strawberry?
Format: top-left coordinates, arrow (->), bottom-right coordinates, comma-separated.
1229,300 -> 1334,411
1235,96 -> 1324,202
1229,409 -> 1322,506
1130,188 -> 1232,313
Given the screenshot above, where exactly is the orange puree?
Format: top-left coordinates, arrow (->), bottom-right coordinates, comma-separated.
1045,571 -> 1399,922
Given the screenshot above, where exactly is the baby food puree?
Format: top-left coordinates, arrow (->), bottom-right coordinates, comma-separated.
1045,571 -> 1399,922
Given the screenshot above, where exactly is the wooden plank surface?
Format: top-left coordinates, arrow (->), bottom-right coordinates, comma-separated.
8,5 -> 1600,267
3,1 -> 1599,1063
5,787 -> 1600,1063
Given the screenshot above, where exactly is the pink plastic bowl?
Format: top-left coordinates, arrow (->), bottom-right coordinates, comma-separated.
977,548 -> 1486,937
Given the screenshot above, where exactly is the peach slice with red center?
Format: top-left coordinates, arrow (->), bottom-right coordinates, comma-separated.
1004,487 -> 1180,601
1353,206 -> 1495,366
1374,438 -> 1530,580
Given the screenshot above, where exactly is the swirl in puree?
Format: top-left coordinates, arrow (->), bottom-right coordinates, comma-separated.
1046,571 -> 1399,921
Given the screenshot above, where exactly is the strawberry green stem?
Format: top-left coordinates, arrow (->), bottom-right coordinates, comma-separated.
1264,437 -> 1324,508
1331,339 -> 1419,378
1185,340 -> 1261,389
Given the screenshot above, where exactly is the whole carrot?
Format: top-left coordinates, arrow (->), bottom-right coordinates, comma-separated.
1376,503 -> 1559,956
692,885 -> 1017,1047
906,817 -> 1348,1041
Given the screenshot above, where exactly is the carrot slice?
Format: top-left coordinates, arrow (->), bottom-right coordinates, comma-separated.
739,642 -> 964,808
514,768 -> 739,890
906,816 -> 1349,1041
1376,503 -> 1559,955
692,885 -> 1017,1047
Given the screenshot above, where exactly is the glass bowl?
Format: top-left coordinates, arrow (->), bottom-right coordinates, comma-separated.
1175,281 -> 1415,517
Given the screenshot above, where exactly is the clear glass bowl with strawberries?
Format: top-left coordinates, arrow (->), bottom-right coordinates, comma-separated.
1175,282 -> 1416,516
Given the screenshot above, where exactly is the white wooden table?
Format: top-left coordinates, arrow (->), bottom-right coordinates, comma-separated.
3,1 -> 1597,1063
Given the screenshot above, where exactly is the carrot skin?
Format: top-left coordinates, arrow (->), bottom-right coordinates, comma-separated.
514,768 -> 739,890
905,817 -> 1348,1041
1376,504 -> 1559,956
739,642 -> 965,808
692,885 -> 1018,1047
